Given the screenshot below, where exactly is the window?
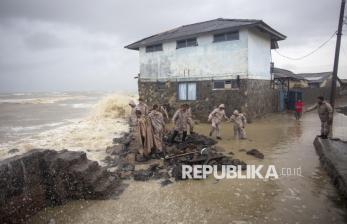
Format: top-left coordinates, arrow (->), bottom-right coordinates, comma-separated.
178,82 -> 197,100
146,44 -> 163,53
213,80 -> 225,89
176,38 -> 198,49
213,31 -> 239,42
213,79 -> 240,90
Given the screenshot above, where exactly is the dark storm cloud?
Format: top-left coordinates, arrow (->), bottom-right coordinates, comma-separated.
0,0 -> 341,44
0,0 -> 345,92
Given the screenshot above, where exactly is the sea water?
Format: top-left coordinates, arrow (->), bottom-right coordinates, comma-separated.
0,91 -> 136,163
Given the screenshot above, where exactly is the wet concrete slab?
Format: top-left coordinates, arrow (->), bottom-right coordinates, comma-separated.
314,137 -> 347,198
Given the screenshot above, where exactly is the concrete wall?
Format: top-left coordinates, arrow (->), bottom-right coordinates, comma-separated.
139,29 -> 258,80
247,29 -> 271,80
138,79 -> 277,122
295,87 -> 332,106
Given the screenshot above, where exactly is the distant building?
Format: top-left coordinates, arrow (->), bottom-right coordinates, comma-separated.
125,18 -> 286,120
296,72 -> 335,88
273,69 -> 341,89
272,68 -> 308,89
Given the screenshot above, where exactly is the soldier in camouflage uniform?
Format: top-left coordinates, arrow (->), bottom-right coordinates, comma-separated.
305,96 -> 333,139
171,104 -> 189,143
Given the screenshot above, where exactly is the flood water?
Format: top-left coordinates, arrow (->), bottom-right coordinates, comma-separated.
30,106 -> 347,223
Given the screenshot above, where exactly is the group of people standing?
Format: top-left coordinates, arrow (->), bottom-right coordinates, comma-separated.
128,95 -> 333,159
129,99 -> 247,159
208,104 -> 247,140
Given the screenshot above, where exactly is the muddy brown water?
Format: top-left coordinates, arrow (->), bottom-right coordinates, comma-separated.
30,110 -> 347,224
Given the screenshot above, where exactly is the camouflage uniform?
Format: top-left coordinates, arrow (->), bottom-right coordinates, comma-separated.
136,102 -> 149,116
172,109 -> 189,132
171,108 -> 190,143
208,105 -> 228,137
148,110 -> 165,152
187,107 -> 194,133
307,101 -> 333,136
230,113 -> 247,139
136,115 -> 154,156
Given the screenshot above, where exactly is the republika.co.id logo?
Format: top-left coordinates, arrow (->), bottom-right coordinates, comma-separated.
181,165 -> 303,180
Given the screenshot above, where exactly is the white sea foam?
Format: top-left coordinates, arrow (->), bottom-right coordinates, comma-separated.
0,93 -> 136,165
0,95 -> 87,104
72,103 -> 94,109
9,122 -> 67,132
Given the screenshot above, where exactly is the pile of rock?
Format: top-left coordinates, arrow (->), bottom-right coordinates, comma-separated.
0,149 -> 120,223
104,132 -> 247,182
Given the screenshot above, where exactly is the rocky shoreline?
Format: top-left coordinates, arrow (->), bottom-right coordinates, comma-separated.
0,149 -> 122,223
0,126 -> 251,223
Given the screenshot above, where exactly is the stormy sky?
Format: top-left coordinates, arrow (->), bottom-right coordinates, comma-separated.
0,0 -> 346,92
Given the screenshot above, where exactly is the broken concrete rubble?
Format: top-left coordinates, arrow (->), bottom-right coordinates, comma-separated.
104,131 -> 248,182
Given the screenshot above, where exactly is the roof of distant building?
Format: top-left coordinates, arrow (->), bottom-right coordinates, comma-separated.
273,67 -> 305,80
296,72 -> 332,83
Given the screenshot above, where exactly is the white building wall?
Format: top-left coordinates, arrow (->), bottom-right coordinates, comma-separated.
247,29 -> 272,80
139,29 -> 249,81
138,28 -> 272,81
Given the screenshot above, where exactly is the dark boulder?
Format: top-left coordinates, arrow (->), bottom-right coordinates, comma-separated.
8,148 -> 19,154
0,149 -> 120,223
133,169 -> 153,181
246,149 -> 264,159
160,179 -> 173,186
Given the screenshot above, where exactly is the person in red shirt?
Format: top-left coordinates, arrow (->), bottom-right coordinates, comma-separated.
295,99 -> 304,120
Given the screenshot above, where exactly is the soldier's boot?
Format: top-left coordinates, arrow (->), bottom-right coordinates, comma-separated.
171,131 -> 179,143
182,131 -> 187,142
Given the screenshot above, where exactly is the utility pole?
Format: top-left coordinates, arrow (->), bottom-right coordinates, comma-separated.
330,0 -> 346,133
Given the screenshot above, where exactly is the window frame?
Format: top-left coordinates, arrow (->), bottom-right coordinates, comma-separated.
145,44 -> 163,53
212,79 -> 240,90
213,31 -> 239,43
176,38 -> 198,49
177,82 -> 197,101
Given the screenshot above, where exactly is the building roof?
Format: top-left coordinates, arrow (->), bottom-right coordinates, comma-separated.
296,72 -> 332,83
125,18 -> 286,50
273,67 -> 305,80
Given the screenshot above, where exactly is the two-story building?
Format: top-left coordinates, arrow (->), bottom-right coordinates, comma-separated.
125,18 -> 286,120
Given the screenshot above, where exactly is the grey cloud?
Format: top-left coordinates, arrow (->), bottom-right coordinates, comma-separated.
0,0 -> 346,92
24,32 -> 66,51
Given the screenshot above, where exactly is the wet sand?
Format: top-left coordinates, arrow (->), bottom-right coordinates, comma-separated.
30,110 -> 347,224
